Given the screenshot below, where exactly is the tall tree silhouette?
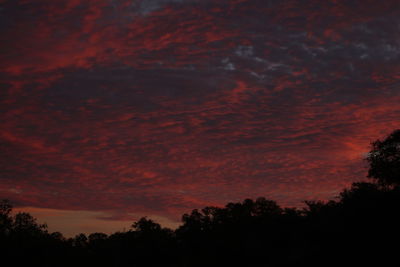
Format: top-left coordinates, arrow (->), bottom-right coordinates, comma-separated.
367,129 -> 400,187
0,199 -> 12,236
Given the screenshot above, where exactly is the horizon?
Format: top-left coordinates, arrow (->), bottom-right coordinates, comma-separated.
10,188 -> 346,237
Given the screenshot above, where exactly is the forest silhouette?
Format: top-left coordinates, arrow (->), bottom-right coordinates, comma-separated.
1,129 -> 400,267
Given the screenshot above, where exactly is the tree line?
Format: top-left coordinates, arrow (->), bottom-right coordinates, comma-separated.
1,129 -> 400,267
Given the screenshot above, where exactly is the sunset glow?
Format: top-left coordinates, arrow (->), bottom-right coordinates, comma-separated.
1,0 -> 400,236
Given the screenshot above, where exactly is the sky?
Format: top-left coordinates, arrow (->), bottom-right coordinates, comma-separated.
1,0 -> 400,237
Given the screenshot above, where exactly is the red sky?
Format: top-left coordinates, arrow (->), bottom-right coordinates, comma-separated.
1,0 -> 400,236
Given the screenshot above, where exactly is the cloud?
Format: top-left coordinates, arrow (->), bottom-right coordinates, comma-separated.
1,0 -> 400,234
134,0 -> 187,15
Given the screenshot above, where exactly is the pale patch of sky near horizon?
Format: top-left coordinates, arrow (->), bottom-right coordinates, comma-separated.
14,207 -> 180,237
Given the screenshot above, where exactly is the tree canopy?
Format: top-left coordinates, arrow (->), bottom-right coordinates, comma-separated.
367,129 -> 400,187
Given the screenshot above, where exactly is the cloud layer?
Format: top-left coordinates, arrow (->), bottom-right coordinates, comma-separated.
1,0 -> 400,233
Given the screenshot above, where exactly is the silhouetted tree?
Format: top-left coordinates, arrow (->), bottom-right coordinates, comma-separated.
13,212 -> 47,235
50,231 -> 65,241
0,199 -> 13,236
88,232 -> 107,243
367,129 -> 400,187
111,217 -> 178,267
72,233 -> 88,247
132,217 -> 162,232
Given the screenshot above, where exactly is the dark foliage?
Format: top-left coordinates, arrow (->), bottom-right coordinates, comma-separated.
2,184 -> 400,267
2,130 -> 400,266
367,129 -> 400,187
